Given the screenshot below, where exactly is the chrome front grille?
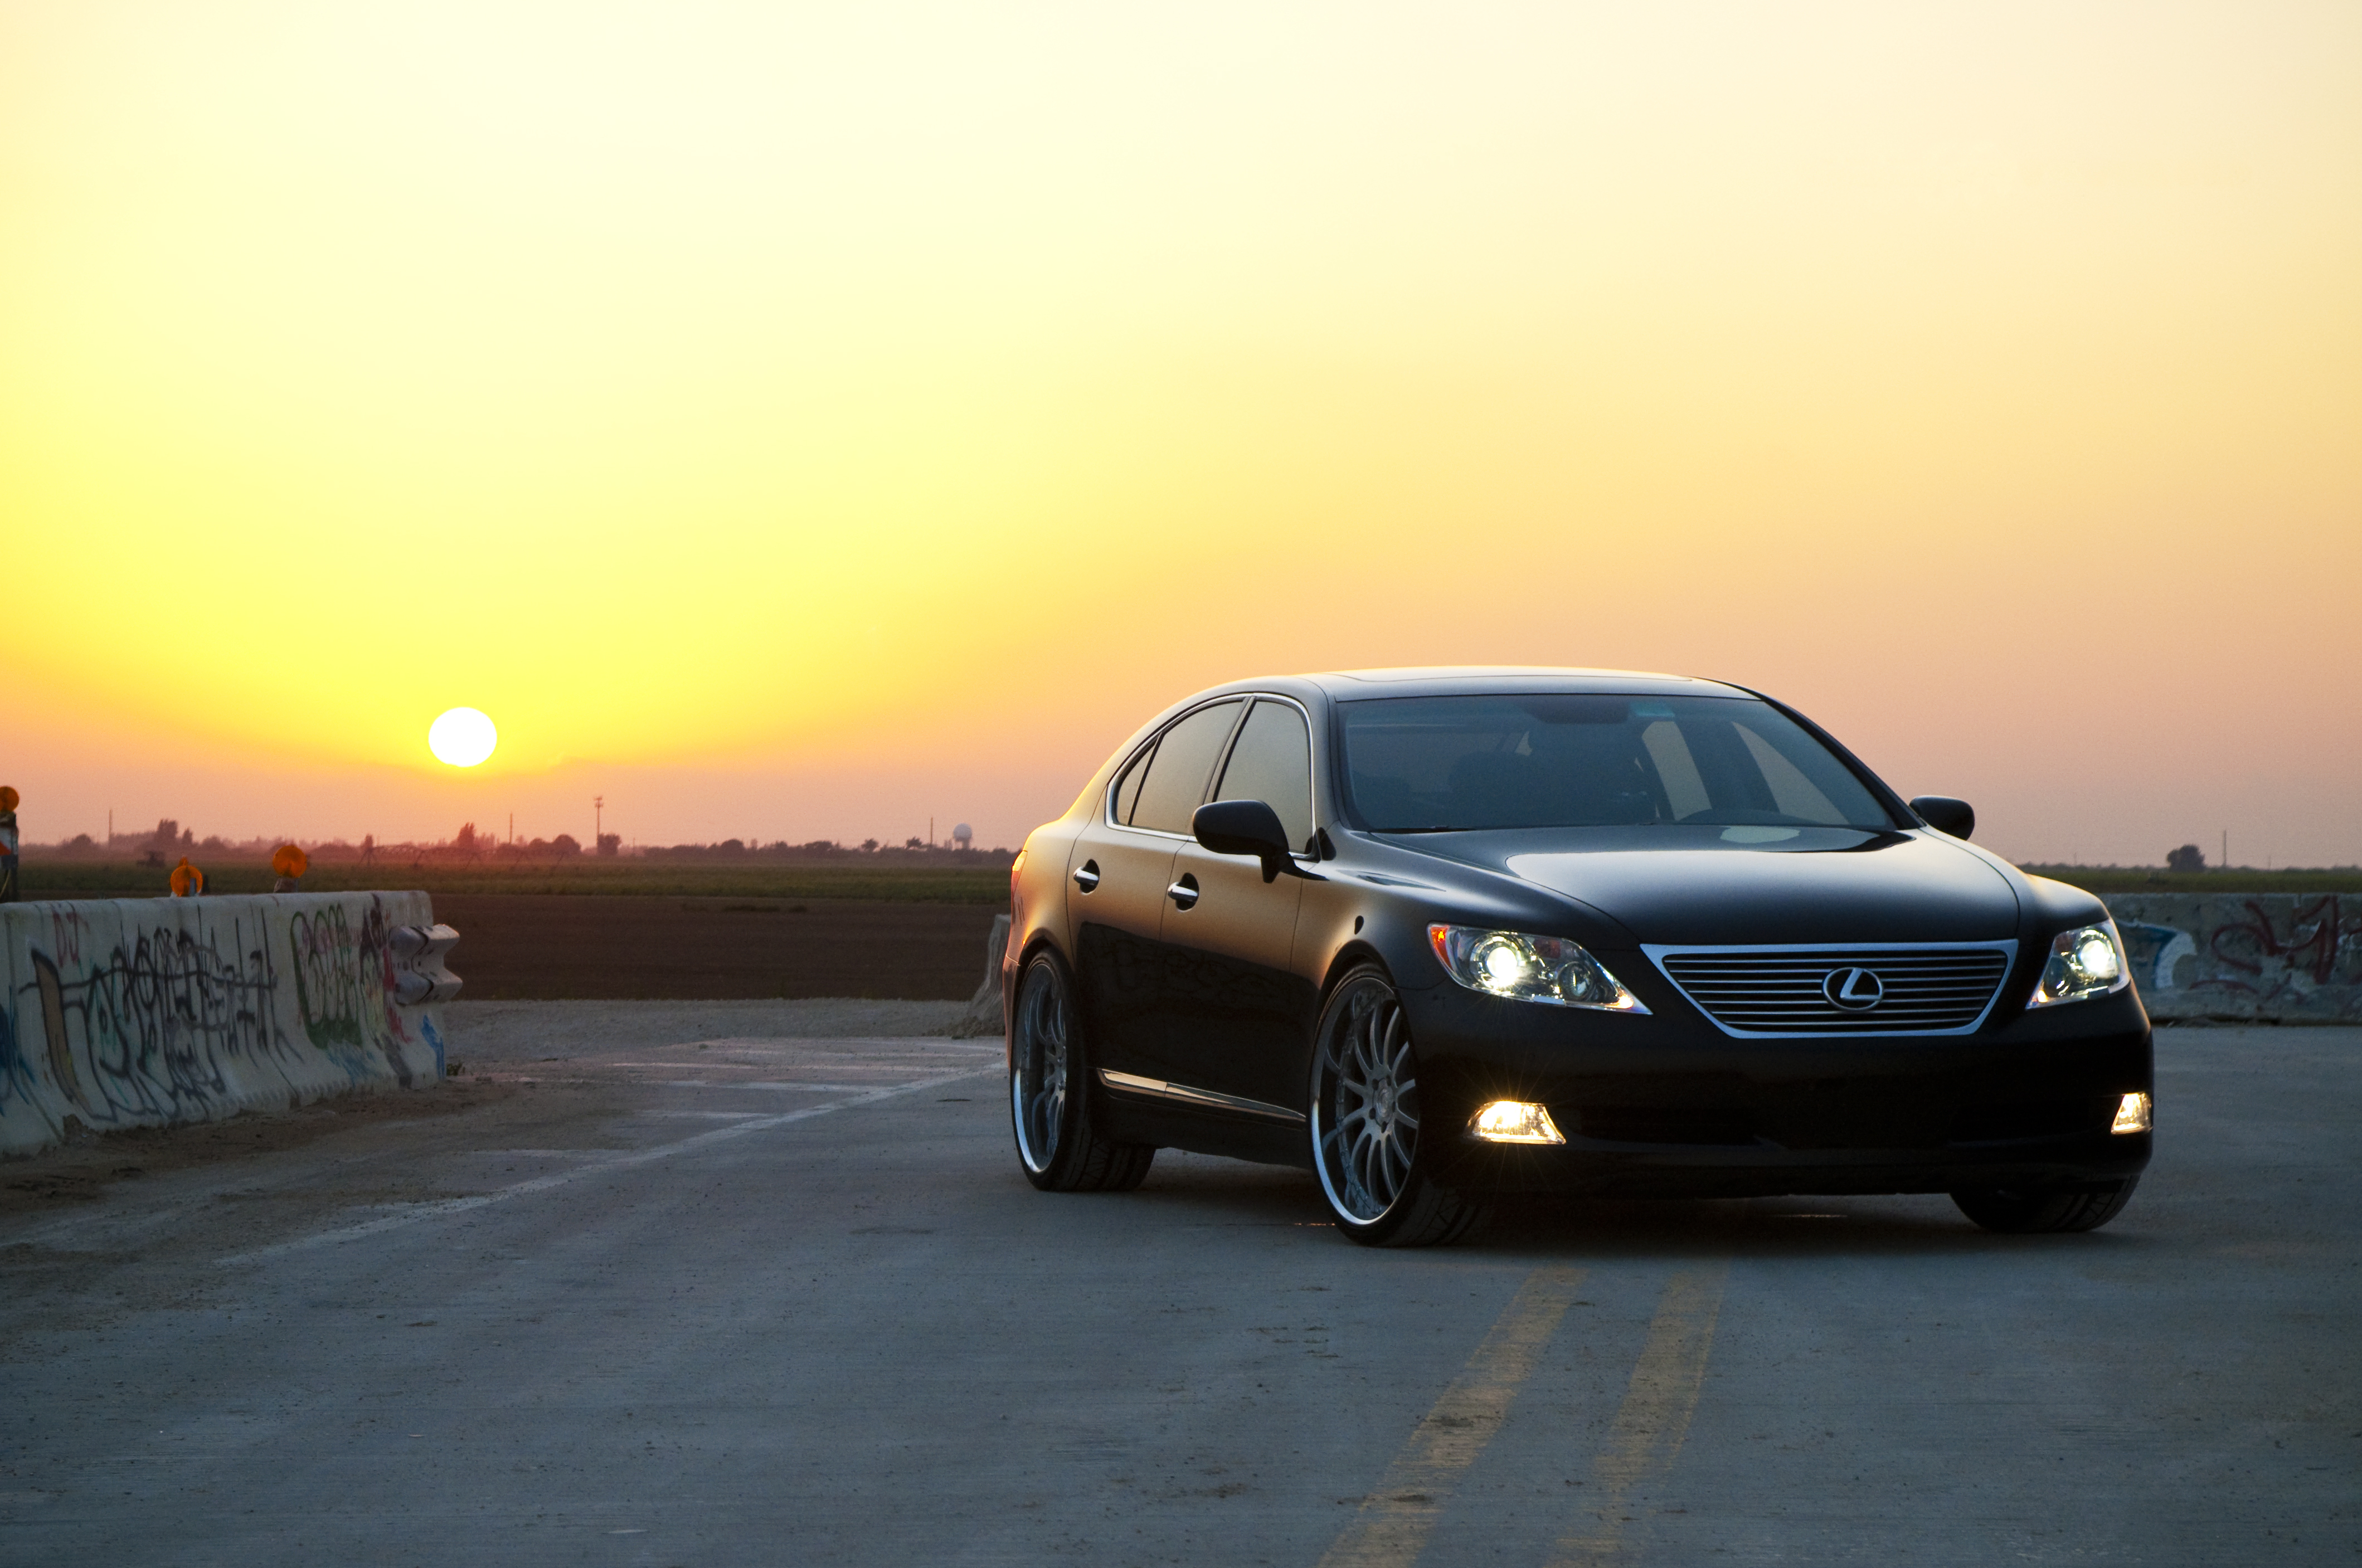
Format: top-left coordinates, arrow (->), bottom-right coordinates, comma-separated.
1643,943 -> 2018,1038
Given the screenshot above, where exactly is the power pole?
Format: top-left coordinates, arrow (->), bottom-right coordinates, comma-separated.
595,796 -> 604,845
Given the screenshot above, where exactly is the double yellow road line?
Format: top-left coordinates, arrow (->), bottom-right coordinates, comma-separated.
1318,1262 -> 1731,1568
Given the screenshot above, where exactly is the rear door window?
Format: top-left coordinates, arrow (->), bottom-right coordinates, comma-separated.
1112,743 -> 1155,824
1126,700 -> 1245,834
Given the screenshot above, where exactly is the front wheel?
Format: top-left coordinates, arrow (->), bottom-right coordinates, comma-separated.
1010,951 -> 1155,1193
1308,966 -> 1487,1247
1951,1177 -> 2139,1234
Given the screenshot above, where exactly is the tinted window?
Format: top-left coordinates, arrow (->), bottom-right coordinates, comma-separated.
1127,700 -> 1243,834
1112,743 -> 1154,824
1213,699 -> 1315,853
1339,694 -> 1891,831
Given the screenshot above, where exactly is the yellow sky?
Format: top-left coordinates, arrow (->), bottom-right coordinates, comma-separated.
4,2 -> 2357,861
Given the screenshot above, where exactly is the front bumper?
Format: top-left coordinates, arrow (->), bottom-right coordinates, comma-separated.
1402,976 -> 2153,1199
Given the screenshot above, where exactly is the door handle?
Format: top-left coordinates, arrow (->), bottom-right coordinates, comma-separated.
1166,874 -> 1200,910
1073,859 -> 1100,893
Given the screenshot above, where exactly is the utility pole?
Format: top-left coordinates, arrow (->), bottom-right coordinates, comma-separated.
595,796 -> 604,845
2221,829 -> 2228,871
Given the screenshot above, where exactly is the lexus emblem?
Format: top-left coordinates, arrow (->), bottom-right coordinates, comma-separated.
1824,967 -> 1884,1010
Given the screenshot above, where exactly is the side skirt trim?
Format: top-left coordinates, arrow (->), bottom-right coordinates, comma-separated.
1097,1069 -> 1306,1126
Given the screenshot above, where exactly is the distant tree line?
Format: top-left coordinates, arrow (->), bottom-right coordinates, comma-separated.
638,838 -> 1012,863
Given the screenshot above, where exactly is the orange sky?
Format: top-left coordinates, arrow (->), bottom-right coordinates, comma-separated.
4,2 -> 2357,863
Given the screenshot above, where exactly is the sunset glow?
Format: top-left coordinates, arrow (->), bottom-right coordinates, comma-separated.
4,2 -> 2356,861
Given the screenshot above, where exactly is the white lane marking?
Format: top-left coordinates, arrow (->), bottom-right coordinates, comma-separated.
605,1062 -> 984,1072
218,1064 -> 997,1266
671,1037 -> 1003,1053
654,1080 -> 897,1093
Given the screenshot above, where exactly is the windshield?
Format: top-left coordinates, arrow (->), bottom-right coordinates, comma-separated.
1339,694 -> 1896,832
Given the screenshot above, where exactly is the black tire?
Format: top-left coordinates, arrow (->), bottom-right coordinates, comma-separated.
1308,964 -> 1488,1247
1951,1177 -> 2139,1234
1009,950 -> 1155,1194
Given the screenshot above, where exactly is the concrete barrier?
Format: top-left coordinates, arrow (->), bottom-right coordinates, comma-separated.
2106,893 -> 2360,1022
949,914 -> 1011,1039
0,892 -> 458,1157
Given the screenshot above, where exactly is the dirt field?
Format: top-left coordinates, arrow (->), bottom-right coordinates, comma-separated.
432,894 -> 1002,1000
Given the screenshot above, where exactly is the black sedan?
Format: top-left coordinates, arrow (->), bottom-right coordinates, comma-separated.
1002,669 -> 2151,1246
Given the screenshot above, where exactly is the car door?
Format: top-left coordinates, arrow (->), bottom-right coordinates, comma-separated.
1067,698 -> 1245,1084
1159,695 -> 1318,1117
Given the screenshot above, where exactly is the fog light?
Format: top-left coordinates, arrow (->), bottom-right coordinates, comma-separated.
1471,1100 -> 1564,1145
2111,1092 -> 2152,1134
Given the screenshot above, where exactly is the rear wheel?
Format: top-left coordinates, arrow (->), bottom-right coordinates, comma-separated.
1951,1177 -> 2138,1234
1010,951 -> 1155,1193
1309,966 -> 1487,1247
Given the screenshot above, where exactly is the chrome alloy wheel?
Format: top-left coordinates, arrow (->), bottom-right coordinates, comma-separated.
1313,977 -> 1422,1224
1011,958 -> 1070,1175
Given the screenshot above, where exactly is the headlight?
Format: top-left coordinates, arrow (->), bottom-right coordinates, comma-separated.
1427,924 -> 1647,1012
2028,922 -> 2130,1008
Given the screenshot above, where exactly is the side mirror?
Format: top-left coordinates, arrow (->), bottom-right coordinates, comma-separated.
1909,795 -> 1975,841
1193,800 -> 1297,883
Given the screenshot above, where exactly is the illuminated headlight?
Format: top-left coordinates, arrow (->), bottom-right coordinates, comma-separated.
2029,922 -> 2131,1008
2112,1092 -> 2152,1134
1428,925 -> 1647,1012
1471,1100 -> 1565,1145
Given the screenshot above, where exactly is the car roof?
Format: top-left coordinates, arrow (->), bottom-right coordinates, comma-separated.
1299,666 -> 1753,702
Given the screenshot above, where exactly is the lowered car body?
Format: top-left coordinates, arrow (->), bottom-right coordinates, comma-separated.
1003,669 -> 2151,1245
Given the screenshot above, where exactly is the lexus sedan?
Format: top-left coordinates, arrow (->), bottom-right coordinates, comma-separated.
1002,669 -> 2150,1246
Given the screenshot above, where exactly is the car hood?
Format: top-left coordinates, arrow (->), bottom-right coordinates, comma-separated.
1400,826 -> 2021,946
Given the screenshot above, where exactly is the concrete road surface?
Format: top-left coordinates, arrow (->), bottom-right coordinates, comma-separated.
2,1020 -> 2355,1566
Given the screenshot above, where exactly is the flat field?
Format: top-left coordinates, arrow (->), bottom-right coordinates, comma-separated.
13,860 -> 1010,1000
432,894 -> 1002,1000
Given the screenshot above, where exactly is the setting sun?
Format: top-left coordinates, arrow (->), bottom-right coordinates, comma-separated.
427,708 -> 498,770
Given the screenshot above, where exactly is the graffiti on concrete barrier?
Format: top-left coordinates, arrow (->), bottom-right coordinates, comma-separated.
0,893 -> 451,1153
291,905 -> 367,1049
2117,921 -> 2198,992
18,911 -> 299,1125
2212,897 -> 2349,987
2106,893 -> 2362,1022
288,899 -> 417,1088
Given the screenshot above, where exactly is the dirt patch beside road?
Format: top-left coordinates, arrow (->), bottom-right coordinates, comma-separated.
0,1081 -> 518,1221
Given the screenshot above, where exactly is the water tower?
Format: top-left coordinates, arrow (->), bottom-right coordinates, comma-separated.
951,822 -> 973,851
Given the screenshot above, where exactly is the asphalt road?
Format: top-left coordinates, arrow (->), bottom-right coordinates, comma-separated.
2,1021 -> 2355,1566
